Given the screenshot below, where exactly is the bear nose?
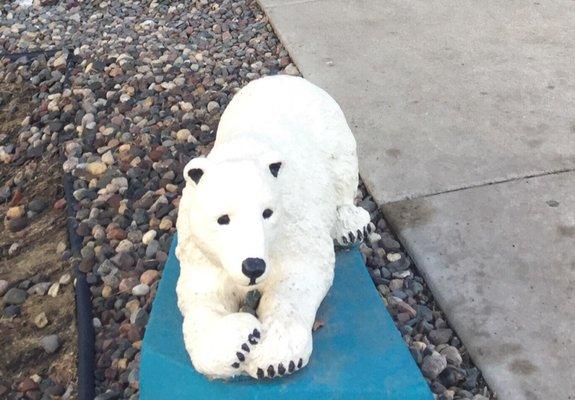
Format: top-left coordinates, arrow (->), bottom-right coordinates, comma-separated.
241,258 -> 266,282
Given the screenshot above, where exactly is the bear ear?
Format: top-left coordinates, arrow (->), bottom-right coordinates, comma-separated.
188,168 -> 204,184
269,162 -> 282,178
262,150 -> 283,178
183,157 -> 210,186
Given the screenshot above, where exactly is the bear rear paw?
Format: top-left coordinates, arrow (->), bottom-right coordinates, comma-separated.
332,204 -> 373,246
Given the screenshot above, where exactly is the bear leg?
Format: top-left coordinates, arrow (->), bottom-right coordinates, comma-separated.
243,315 -> 313,379
331,204 -> 374,246
182,311 -> 262,379
244,258 -> 334,379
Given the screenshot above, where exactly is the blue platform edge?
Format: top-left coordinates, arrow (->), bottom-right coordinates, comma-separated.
141,235 -> 433,400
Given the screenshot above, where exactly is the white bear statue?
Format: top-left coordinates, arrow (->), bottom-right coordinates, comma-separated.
175,75 -> 372,380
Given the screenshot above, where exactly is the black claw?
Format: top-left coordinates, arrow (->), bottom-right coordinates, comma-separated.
248,330 -> 260,344
368,223 -> 374,233
241,343 -> 250,352
363,227 -> 368,237
288,361 -> 295,373
349,231 -> 355,242
342,236 -> 348,245
236,352 -> 245,362
267,365 -> 276,378
297,358 -> 303,368
257,368 -> 264,379
231,362 -> 240,368
277,363 -> 286,375
357,229 -> 363,241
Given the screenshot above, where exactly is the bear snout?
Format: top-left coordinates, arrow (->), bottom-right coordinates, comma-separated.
241,258 -> 266,285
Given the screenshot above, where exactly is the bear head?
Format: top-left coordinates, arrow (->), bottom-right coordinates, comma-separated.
180,153 -> 283,287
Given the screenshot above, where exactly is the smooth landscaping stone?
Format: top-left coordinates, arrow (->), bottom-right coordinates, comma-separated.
258,0 -> 575,203
28,282 -> 51,296
5,216 -> 28,232
28,198 -> 48,213
441,346 -> 463,367
132,284 -> 150,297
421,351 -> 447,380
429,329 -> 453,345
40,334 -> 60,354
3,305 -> 21,318
34,312 -> 49,329
3,288 -> 27,305
383,171 -> 575,400
6,206 -> 24,219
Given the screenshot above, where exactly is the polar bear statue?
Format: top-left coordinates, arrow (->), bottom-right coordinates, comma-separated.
175,75 -> 372,380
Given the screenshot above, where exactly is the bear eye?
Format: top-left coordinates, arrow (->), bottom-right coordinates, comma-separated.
217,215 -> 230,225
262,209 -> 273,219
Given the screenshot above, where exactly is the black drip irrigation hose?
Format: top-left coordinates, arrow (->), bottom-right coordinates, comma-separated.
63,49 -> 75,90
1,45 -> 95,397
60,49 -> 96,400
63,172 -> 95,400
0,48 -> 59,60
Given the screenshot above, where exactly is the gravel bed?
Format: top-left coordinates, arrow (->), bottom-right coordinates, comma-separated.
1,0 -> 493,399
0,48 -> 77,399
1,0 -> 84,391
3,0 -> 296,398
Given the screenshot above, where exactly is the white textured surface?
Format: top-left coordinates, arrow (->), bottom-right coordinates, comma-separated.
175,76 -> 370,379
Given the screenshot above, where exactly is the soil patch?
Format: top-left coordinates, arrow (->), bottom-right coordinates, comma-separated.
0,79 -> 77,396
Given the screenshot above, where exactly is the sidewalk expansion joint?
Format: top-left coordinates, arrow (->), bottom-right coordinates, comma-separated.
412,167 -> 575,201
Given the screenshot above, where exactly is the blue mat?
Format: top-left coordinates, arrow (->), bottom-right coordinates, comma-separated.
141,235 -> 432,399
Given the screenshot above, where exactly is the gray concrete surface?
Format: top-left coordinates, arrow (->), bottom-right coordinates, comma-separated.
383,171 -> 575,400
260,0 -> 575,203
258,0 -> 575,398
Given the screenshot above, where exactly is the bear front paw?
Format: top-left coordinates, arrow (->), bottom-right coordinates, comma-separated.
186,312 -> 262,378
230,328 -> 261,369
245,319 -> 312,379
255,357 -> 306,379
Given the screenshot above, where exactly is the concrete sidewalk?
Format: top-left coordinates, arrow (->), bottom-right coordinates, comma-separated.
258,0 -> 575,399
